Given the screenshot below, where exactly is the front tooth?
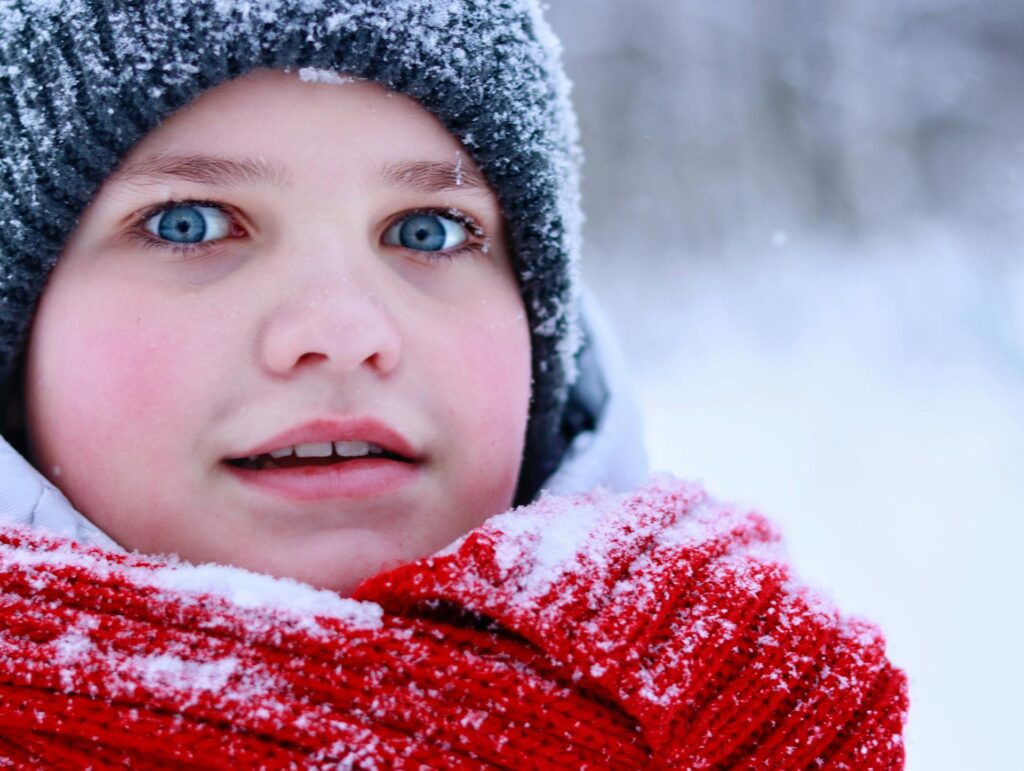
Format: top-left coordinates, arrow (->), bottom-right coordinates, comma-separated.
294,441 -> 333,458
367,443 -> 383,454
334,440 -> 370,457
269,446 -> 294,459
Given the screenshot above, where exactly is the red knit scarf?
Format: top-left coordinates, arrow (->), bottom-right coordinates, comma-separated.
0,478 -> 907,768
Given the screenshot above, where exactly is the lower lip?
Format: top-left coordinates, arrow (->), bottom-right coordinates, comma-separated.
224,458 -> 419,502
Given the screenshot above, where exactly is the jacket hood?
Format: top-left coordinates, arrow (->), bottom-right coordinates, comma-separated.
544,288 -> 649,496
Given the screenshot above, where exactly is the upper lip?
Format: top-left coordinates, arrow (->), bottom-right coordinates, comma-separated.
225,417 -> 420,461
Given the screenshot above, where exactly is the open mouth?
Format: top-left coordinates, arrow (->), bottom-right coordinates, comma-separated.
221,421 -> 421,501
225,441 -> 415,472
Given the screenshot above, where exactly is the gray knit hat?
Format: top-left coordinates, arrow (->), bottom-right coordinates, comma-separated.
0,0 -> 584,502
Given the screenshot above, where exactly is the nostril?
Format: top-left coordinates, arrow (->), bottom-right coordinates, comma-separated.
258,299 -> 402,376
295,351 -> 328,368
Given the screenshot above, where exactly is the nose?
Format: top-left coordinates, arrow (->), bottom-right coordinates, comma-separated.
257,273 -> 402,379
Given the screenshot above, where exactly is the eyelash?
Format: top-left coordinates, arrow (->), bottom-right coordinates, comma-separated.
127,199 -> 236,259
128,200 -> 487,261
389,206 -> 485,261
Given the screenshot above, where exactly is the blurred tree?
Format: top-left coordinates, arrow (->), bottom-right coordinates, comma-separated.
547,0 -> 1024,261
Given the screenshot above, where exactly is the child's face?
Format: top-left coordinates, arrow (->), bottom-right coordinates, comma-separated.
23,70 -> 531,593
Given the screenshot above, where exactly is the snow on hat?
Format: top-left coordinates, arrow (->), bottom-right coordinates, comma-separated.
0,0 -> 583,501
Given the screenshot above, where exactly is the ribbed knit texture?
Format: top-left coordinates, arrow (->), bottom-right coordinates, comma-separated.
0,0 -> 583,501
0,477 -> 908,768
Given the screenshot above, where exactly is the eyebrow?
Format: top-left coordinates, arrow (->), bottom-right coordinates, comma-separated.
110,154 -> 291,188
110,154 -> 489,194
377,158 -> 489,193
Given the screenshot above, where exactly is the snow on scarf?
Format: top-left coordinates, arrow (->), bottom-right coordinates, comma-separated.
0,477 -> 908,769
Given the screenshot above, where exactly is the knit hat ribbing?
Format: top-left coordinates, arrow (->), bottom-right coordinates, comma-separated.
0,0 -> 583,502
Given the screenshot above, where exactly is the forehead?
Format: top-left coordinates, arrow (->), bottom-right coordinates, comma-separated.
116,69 -> 485,194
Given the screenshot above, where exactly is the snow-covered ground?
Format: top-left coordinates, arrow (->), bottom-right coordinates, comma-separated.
585,226 -> 1023,770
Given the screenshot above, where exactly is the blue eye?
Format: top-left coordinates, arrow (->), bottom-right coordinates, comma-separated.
145,204 -> 231,244
384,212 -> 467,252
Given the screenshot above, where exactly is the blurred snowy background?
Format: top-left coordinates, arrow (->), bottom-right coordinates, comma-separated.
545,1 -> 1023,768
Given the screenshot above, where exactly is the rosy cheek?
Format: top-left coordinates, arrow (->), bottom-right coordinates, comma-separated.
87,325 -> 187,418
35,289 -> 194,452
450,312 -> 532,452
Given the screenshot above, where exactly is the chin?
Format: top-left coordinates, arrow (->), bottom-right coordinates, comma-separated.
233,538 -> 410,596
